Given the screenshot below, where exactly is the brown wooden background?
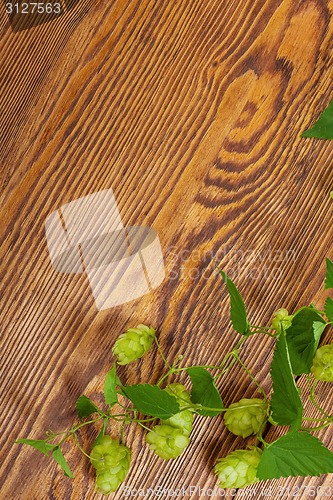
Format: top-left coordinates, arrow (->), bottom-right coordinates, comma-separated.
1,0 -> 333,498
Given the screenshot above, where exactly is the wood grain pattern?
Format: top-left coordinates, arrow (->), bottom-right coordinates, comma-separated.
1,0 -> 333,498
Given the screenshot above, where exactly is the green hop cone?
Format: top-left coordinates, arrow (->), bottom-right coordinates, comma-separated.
224,398 -> 267,438
145,424 -> 190,460
112,324 -> 155,365
90,436 -> 130,494
162,410 -> 193,436
311,344 -> 333,382
273,308 -> 289,319
164,383 -> 192,407
146,384 -> 194,459
162,383 -> 194,436
271,308 -> 292,331
214,447 -> 262,489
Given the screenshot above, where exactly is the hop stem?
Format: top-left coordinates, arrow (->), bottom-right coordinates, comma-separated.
307,375 -> 330,418
154,337 -> 172,369
232,353 -> 268,400
73,433 -> 95,460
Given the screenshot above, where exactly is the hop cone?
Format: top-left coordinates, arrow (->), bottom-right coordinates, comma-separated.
224,398 -> 267,438
271,308 -> 292,331
162,410 -> 193,436
145,424 -> 190,460
146,383 -> 194,459
90,436 -> 130,494
214,448 -> 262,489
162,383 -> 194,436
112,324 -> 155,365
311,344 -> 333,382
164,383 -> 192,408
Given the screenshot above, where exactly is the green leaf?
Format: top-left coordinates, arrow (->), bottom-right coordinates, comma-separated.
16,438 -> 56,456
285,307 -> 326,375
270,333 -> 302,429
313,321 -> 327,352
302,99 -> 333,140
115,373 -> 126,397
122,384 -> 179,419
186,367 -> 223,416
325,258 -> 333,289
257,432 -> 333,480
324,297 -> 333,323
52,447 -> 73,478
76,395 -> 99,419
219,270 -> 248,334
94,419 -> 108,447
104,364 -> 118,406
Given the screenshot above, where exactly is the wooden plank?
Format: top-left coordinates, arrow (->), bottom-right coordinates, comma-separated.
1,0 -> 333,498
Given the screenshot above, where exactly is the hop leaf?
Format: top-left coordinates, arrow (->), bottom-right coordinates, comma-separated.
311,344 -> 333,382
284,307 -> 326,375
302,99 -> 333,140
52,447 -> 73,478
223,398 -> 267,438
90,436 -> 130,494
76,395 -> 99,419
15,438 -> 56,456
325,258 -> 333,289
219,271 -> 249,334
270,332 -> 303,429
122,384 -> 179,419
145,424 -> 190,460
214,447 -> 262,489
324,297 -> 333,323
186,366 -> 224,416
257,432 -> 333,479
112,324 -> 155,365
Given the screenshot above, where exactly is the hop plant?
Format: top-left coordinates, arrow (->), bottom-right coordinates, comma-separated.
145,424 -> 190,460
214,447 -> 262,489
90,436 -> 130,494
112,324 -> 155,365
15,258 -> 333,493
223,398 -> 267,438
271,308 -> 292,331
311,344 -> 333,382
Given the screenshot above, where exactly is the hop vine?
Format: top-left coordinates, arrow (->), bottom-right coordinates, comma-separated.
16,258 -> 333,494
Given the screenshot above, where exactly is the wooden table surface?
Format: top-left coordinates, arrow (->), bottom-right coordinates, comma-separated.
1,0 -> 333,498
